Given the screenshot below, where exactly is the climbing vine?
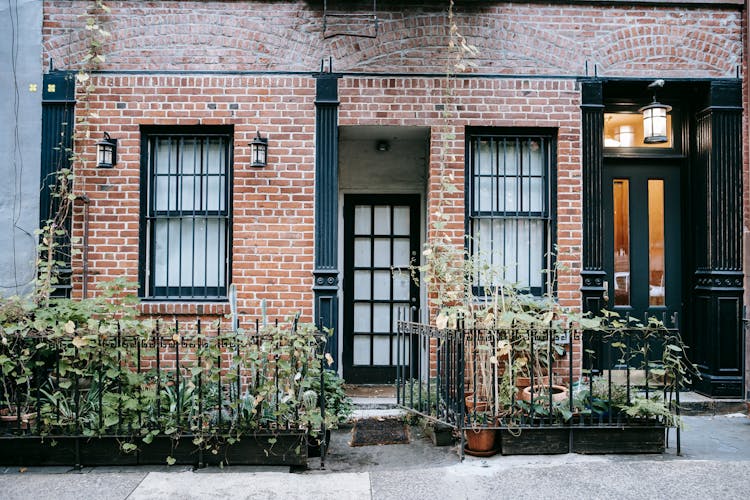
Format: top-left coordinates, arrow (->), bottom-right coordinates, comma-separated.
36,0 -> 111,302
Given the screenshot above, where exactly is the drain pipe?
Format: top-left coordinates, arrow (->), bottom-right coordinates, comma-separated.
76,194 -> 90,299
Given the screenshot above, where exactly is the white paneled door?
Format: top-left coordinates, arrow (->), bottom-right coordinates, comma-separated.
343,195 -> 420,383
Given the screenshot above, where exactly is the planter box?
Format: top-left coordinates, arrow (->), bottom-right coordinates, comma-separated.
425,422 -> 454,447
0,432 -> 307,467
571,425 -> 666,454
499,427 -> 569,455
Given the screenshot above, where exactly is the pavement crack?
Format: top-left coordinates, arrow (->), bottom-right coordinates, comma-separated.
124,472 -> 150,499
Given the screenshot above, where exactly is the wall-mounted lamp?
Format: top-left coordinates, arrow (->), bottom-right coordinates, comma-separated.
96,132 -> 117,168
376,140 -> 390,152
249,131 -> 268,168
639,80 -> 671,144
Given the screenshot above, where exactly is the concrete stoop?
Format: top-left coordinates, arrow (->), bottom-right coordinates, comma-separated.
349,397 -> 406,421
678,392 -> 748,416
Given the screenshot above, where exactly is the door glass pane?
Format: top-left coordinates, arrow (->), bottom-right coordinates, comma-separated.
372,336 -> 391,365
393,206 -> 410,235
392,238 -> 410,267
373,239 -> 391,267
354,303 -> 371,332
373,271 -> 391,300
372,303 -> 390,332
373,206 -> 391,234
648,180 -> 666,306
354,271 -> 371,300
393,271 -> 410,301
353,336 -> 370,365
354,205 -> 371,234
613,179 -> 630,306
354,238 -> 371,267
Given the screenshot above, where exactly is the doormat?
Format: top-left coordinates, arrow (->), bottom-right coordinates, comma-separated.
350,418 -> 410,447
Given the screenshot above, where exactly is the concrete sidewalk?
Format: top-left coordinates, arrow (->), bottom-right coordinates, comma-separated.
1,415 -> 749,499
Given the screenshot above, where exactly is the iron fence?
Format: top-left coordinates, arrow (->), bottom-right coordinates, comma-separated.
396,315 -> 686,456
0,318 -> 329,468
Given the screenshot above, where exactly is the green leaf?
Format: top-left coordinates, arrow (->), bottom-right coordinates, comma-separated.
121,443 -> 137,453
166,456 -> 176,466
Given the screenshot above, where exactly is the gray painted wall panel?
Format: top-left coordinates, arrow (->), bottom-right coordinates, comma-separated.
0,0 -> 42,296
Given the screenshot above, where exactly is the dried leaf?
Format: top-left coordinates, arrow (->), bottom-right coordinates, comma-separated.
71,336 -> 88,348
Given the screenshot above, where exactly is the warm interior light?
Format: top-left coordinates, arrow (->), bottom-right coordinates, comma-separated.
615,125 -> 634,147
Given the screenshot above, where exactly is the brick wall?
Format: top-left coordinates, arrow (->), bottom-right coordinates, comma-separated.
71,75 -> 317,321
42,1 -> 746,328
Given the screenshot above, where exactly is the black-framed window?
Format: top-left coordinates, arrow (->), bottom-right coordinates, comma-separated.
467,132 -> 555,295
140,126 -> 232,300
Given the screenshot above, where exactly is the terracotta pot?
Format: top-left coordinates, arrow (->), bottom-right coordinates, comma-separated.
465,428 -> 497,452
464,395 -> 489,413
0,409 -> 36,430
519,384 -> 569,404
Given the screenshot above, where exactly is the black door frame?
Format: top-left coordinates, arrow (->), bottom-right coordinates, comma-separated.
342,193 -> 420,384
581,79 -> 745,397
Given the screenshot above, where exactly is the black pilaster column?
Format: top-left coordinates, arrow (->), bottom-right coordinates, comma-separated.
692,81 -> 744,397
313,73 -> 341,370
580,80 -> 607,314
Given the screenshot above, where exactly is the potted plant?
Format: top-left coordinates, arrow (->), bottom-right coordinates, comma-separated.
463,412 -> 497,456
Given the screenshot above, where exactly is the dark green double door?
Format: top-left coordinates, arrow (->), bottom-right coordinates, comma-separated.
603,162 -> 682,322
343,194 -> 420,383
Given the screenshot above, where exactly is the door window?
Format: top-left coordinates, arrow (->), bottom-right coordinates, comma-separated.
344,195 -> 419,383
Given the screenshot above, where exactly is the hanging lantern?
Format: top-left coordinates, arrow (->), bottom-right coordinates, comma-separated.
249,131 -> 268,168
96,132 -> 117,168
639,99 -> 671,144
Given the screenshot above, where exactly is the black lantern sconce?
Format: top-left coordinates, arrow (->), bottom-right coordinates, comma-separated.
249,131 -> 268,168
96,132 -> 117,168
639,80 -> 671,144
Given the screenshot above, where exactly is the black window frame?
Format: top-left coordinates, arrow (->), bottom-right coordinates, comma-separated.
139,125 -> 233,301
465,128 -> 557,296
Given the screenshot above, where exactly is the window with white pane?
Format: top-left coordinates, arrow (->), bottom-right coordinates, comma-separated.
468,133 -> 554,295
141,127 -> 231,299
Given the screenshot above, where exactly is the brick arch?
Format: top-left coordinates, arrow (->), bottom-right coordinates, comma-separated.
328,15 -> 451,72
44,5 -> 326,72
467,18 -> 587,75
328,14 -> 587,75
594,25 -> 739,76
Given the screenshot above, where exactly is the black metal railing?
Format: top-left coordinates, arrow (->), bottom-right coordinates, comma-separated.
396,315 -> 686,456
0,317 -> 328,467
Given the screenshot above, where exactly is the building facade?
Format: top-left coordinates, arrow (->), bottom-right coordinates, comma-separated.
36,1 -> 748,396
